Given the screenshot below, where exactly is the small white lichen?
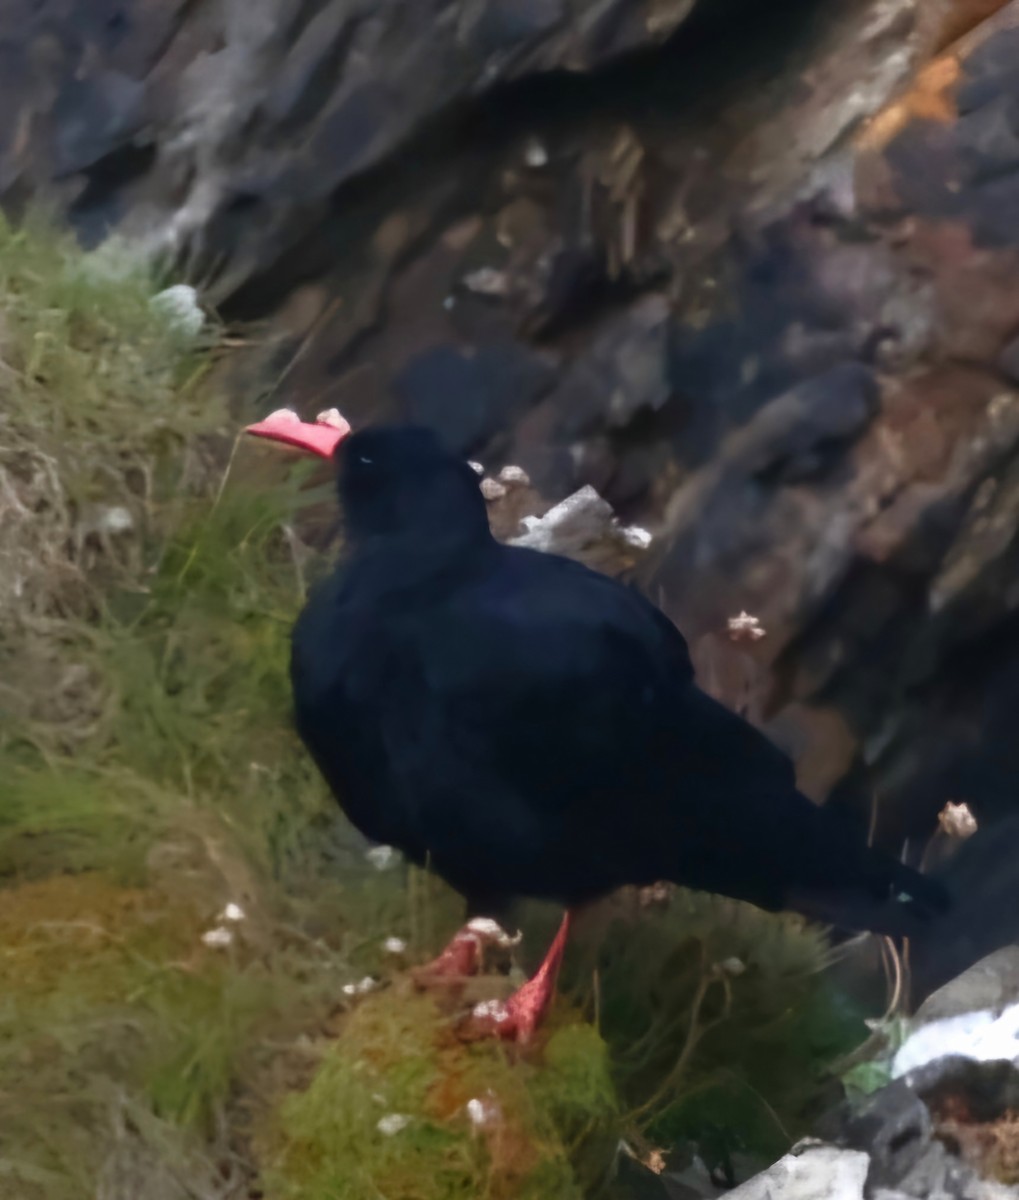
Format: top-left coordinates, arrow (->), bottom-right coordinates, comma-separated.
383,936 -> 408,955
220,902 -> 246,923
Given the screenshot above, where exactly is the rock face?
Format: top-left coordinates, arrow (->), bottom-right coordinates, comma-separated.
832,947 -> 1019,1198
0,0 -> 699,292
7,0 -> 1019,854
725,1143 -> 871,1200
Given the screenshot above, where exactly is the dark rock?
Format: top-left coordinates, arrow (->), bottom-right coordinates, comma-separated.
838,1080 -> 933,1189
915,946 -> 1019,1025
52,71 -> 147,177
1000,335 -> 1019,384
393,341 -> 556,455
912,1056 -> 1019,1124
543,293 -> 673,439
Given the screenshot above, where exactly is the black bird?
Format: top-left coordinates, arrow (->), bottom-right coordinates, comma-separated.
246,410 -> 949,1039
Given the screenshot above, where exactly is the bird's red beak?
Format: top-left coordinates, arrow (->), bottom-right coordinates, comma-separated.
244,408 -> 352,459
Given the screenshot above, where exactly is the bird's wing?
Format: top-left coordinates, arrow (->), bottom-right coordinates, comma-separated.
377,547 -> 798,903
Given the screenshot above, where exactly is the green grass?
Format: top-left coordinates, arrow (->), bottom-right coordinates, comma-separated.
0,213 -> 393,1198
0,214 -> 870,1198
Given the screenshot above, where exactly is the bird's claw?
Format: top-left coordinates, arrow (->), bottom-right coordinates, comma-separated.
459,914 -> 570,1042
411,917 -> 522,985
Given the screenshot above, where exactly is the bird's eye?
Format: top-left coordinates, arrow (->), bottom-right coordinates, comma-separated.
359,455 -> 373,465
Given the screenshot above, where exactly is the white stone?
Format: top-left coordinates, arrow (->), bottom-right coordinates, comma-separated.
894,1002 -> 1019,1077
725,1143 -> 869,1200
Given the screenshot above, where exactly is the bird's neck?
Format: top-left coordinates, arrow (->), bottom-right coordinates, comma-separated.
343,526 -> 496,600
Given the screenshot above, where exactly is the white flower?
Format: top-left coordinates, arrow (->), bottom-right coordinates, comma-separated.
622,525 -> 652,550
466,1093 -> 502,1129
523,137 -> 549,168
220,902 -> 246,923
463,267 -> 510,297
938,801 -> 977,840
201,927 -> 233,949
480,478 -> 507,500
376,1113 -> 412,1136
727,611 -> 766,642
365,845 -> 397,871
383,937 -> 407,955
472,998 -> 510,1022
342,976 -> 378,997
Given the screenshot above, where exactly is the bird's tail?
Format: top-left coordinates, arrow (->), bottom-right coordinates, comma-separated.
792,813 -> 1019,1007
783,795 -> 950,940
787,856 -> 948,941
909,815 -> 1019,1003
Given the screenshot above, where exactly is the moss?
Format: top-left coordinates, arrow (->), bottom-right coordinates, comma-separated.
262,989 -> 609,1200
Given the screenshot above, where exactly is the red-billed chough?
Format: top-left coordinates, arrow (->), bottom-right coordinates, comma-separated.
246,410 -> 949,1040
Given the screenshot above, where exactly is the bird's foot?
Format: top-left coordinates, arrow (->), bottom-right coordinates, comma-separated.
460,911 -> 572,1044
463,974 -> 552,1043
411,917 -> 522,985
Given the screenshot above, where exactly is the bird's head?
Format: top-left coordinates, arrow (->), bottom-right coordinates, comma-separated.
245,409 -> 491,546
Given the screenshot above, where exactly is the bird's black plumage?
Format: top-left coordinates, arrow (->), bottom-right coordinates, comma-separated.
291,426 -> 948,934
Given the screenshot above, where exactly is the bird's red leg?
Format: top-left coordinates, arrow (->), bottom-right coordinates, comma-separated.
464,910 -> 572,1043
411,917 -> 522,982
